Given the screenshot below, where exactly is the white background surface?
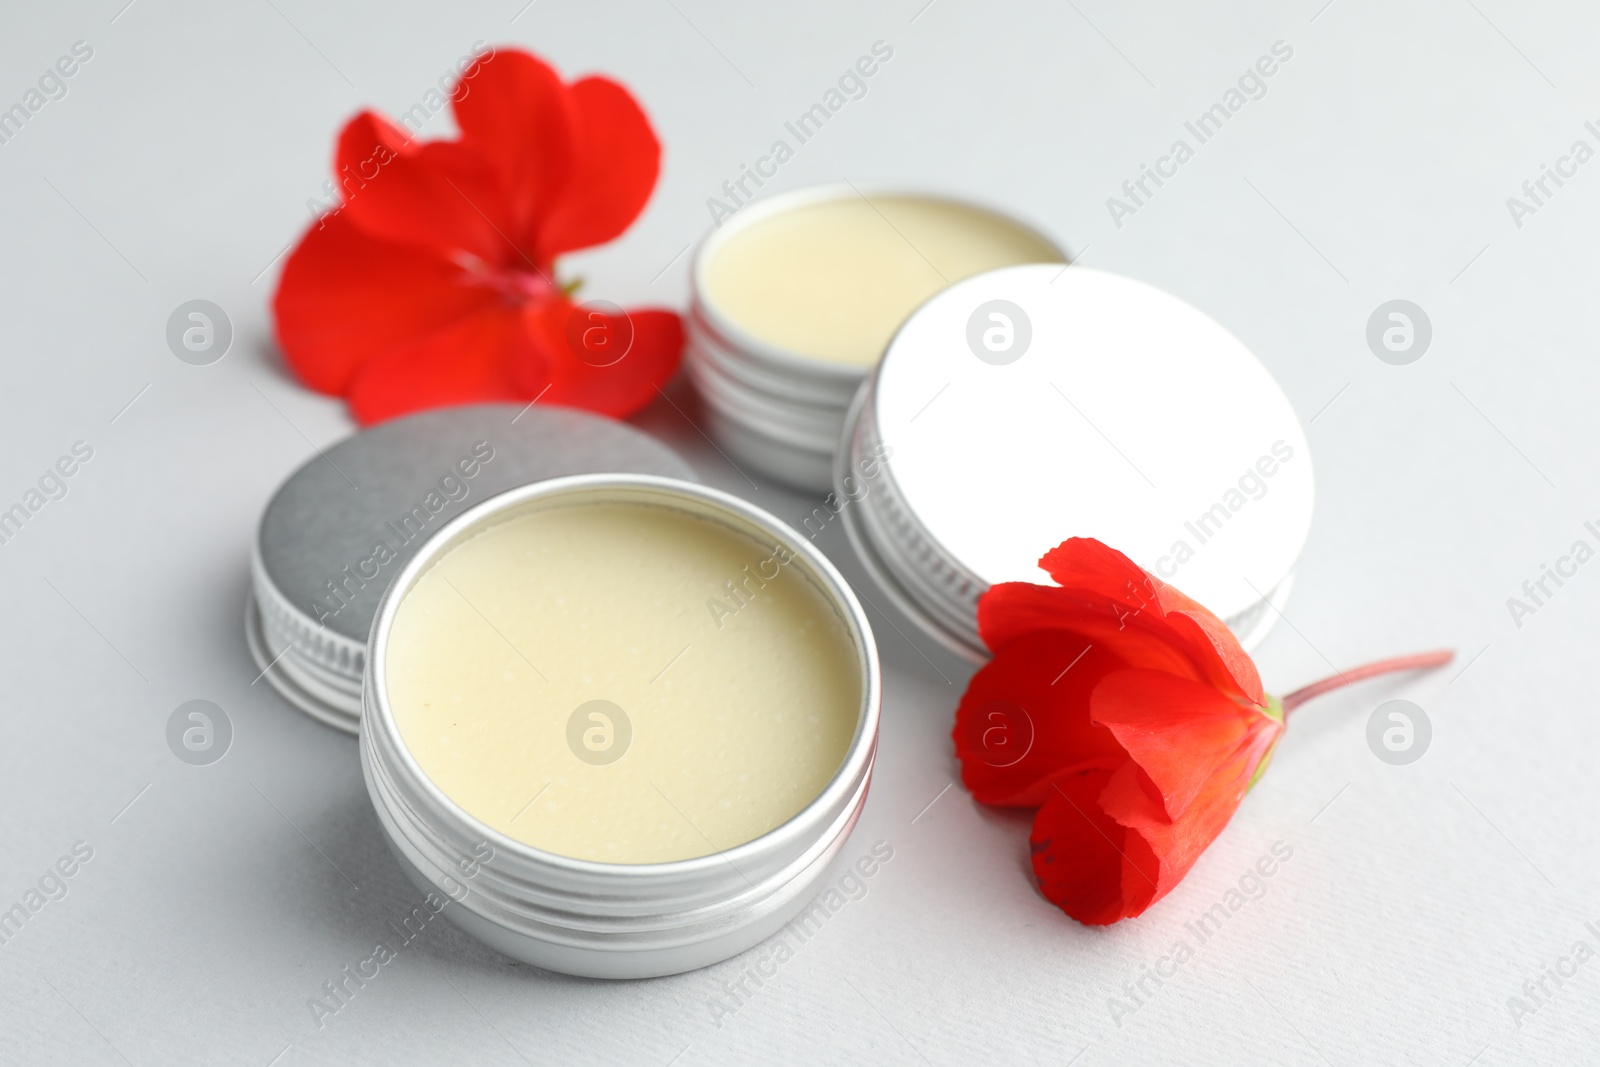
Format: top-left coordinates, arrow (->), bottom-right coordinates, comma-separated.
0,1 -> 1594,1064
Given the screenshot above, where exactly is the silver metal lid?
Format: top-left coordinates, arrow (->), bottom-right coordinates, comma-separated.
248,403 -> 695,733
839,264 -> 1314,661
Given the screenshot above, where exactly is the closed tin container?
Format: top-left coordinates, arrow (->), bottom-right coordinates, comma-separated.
838,264 -> 1314,661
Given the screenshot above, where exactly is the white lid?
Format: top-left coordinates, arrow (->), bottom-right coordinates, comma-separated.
868,264 -> 1313,631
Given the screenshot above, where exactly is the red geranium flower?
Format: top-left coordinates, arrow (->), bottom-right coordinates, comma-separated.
953,537 -> 1450,926
272,48 -> 682,424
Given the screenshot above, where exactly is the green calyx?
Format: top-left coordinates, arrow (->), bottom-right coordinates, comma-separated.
1246,694 -> 1285,792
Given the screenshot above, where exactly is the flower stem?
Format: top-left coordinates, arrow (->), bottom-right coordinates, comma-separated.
1280,649 -> 1455,715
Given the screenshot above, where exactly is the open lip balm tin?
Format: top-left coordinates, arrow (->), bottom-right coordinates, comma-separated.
686,184 -> 1065,491
361,474 -> 881,978
840,264 -> 1315,660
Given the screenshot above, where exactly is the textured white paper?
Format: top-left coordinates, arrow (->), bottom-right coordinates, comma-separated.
0,1 -> 1591,1064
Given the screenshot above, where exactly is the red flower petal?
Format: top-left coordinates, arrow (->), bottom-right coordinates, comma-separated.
272,47 -> 671,427
1094,751 -> 1259,921
1030,767 -> 1160,925
1152,583 -> 1265,706
334,112 -> 511,264
1034,537 -> 1264,707
978,582 -> 1211,685
959,536 -> 1286,926
451,50 -> 576,250
1037,537 -> 1159,611
1089,670 -> 1282,913
346,305 -> 538,425
952,630 -> 1126,807
516,301 -> 684,419
535,77 -> 661,259
272,210 -> 497,395
1091,669 -> 1277,823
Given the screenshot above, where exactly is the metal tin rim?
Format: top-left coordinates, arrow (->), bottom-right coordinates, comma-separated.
244,594 -> 362,734
695,406 -> 837,494
250,539 -> 367,687
367,473 -> 880,877
361,473 -> 881,972
837,378 -> 990,663
684,351 -> 842,451
687,305 -> 861,407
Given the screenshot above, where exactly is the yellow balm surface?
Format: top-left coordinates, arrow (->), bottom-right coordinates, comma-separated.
704,194 -> 1060,367
386,501 -> 861,865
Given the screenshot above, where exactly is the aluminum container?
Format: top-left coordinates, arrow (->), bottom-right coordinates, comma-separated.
361,474 -> 881,978
247,404 -> 693,733
686,184 -> 1065,491
838,264 -> 1314,661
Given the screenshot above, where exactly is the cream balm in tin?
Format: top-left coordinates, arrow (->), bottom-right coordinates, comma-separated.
840,264 -> 1314,661
687,184 -> 1064,490
249,404 -> 693,733
361,475 -> 880,977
